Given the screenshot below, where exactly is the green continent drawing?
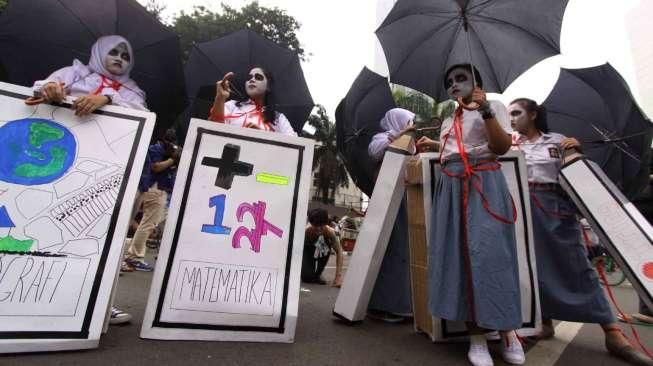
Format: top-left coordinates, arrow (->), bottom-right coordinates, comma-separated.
0,235 -> 34,252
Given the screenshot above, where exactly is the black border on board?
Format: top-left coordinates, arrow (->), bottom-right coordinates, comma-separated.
152,127 -> 304,333
559,158 -> 653,306
428,156 -> 537,338
0,89 -> 146,339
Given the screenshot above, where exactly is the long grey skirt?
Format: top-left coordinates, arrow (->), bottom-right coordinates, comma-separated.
530,186 -> 615,324
428,161 -> 522,331
368,197 -> 413,314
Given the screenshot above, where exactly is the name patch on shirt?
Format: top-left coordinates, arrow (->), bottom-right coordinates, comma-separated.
549,147 -> 560,158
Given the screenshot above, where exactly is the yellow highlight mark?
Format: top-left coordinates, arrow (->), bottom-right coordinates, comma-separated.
256,173 -> 289,186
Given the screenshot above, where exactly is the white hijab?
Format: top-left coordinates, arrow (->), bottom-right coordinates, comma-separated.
368,108 -> 415,161
86,35 -> 141,92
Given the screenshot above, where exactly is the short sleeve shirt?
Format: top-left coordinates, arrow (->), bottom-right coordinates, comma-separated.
440,100 -> 511,160
511,132 -> 565,183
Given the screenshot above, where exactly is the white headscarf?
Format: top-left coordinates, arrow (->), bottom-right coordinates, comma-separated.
368,108 -> 415,161
88,35 -> 136,85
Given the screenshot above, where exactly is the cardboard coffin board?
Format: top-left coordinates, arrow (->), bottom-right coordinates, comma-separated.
333,137 -> 413,322
0,82 -> 155,353
408,151 -> 541,341
141,120 -> 314,343
559,156 -> 653,310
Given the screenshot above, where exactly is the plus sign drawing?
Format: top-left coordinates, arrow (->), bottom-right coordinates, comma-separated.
201,143 -> 253,189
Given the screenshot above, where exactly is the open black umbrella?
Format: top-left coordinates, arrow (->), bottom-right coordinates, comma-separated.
376,0 -> 569,101
543,63 -> 653,198
336,67 -> 396,196
184,29 -> 314,134
0,0 -> 187,135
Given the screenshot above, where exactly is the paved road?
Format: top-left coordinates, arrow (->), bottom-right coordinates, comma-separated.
2,254 -> 652,365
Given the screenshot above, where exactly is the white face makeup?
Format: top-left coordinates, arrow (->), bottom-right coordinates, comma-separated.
246,67 -> 269,98
104,42 -> 131,76
508,103 -> 533,133
445,67 -> 474,99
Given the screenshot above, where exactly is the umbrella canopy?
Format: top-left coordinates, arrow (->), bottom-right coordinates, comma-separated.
543,63 -> 653,198
336,67 -> 396,196
376,0 -> 569,101
0,0 -> 187,135
184,29 -> 314,133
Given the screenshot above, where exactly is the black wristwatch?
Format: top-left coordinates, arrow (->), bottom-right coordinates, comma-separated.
479,102 -> 494,120
104,94 -> 112,104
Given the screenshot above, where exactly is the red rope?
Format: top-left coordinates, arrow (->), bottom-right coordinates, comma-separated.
92,75 -> 121,95
580,230 -> 653,359
529,185 -> 575,219
439,107 -> 517,322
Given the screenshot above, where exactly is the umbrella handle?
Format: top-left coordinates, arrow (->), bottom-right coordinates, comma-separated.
457,97 -> 480,111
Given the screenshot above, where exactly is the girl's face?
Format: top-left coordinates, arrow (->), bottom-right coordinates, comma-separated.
246,67 -> 269,98
508,102 -> 535,134
105,43 -> 131,75
445,67 -> 474,100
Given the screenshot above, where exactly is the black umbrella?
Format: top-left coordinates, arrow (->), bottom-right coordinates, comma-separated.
184,29 -> 314,133
336,67 -> 396,196
543,63 -> 653,198
0,0 -> 186,135
376,0 -> 569,101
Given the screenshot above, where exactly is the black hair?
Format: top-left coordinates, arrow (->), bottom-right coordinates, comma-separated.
444,63 -> 483,90
308,208 -> 329,227
510,98 -> 549,133
236,65 -> 277,125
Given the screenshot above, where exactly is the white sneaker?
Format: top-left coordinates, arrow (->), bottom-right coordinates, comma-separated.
502,331 -> 525,365
468,335 -> 494,366
109,306 -> 132,325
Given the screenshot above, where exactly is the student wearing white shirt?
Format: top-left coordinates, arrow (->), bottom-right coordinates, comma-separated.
208,67 -> 297,136
509,98 -> 650,366
28,35 -> 147,113
27,35 -> 147,327
416,64 -> 523,366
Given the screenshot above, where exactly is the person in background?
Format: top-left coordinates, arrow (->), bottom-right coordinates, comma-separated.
302,209 -> 343,286
123,129 -> 179,271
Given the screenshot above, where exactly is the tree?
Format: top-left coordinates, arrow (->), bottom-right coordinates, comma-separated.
391,85 -> 434,123
172,2 -> 305,60
304,105 -> 349,204
143,0 -> 166,21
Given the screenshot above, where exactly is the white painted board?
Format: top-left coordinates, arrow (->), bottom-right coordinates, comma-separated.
419,151 -> 541,341
0,82 -> 155,353
141,119 -> 314,343
560,157 -> 653,310
333,147 -> 410,322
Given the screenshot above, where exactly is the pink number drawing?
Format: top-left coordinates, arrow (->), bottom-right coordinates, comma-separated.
232,201 -> 283,253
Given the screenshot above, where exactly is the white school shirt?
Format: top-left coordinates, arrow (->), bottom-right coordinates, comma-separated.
221,99 -> 297,136
33,60 -> 148,111
511,132 -> 565,183
439,100 -> 511,160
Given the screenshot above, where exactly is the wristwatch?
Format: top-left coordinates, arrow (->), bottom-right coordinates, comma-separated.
103,94 -> 112,104
479,102 -> 494,120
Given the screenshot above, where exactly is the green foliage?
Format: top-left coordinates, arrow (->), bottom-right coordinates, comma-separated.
0,0 -> 6,13
143,0 -> 166,21
391,85 -> 434,123
172,2 -> 305,61
304,105 -> 349,204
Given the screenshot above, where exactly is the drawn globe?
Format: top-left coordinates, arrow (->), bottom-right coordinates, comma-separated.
0,118 -> 76,185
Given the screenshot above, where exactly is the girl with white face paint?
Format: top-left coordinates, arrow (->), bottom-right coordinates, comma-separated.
509,98 -> 651,366
417,64 -> 524,366
28,35 -> 147,115
208,66 -> 297,136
